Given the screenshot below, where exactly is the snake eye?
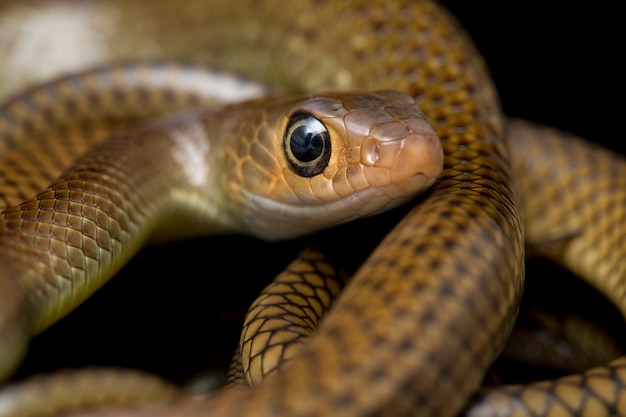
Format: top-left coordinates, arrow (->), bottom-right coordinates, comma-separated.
284,112 -> 331,177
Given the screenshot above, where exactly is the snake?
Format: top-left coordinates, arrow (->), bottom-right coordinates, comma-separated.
0,1 -> 624,416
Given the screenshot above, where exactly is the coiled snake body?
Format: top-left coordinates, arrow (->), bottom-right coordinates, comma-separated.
0,1 -> 624,417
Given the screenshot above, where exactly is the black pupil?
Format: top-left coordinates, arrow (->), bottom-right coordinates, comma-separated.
290,125 -> 324,162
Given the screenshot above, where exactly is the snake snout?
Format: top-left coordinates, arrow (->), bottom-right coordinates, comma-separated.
360,110 -> 443,186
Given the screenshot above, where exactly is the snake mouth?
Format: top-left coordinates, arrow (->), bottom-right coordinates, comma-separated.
243,171 -> 437,241
330,170 -> 438,222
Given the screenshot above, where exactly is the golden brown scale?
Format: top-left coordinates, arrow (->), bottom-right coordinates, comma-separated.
0,64 -> 272,210
0,368 -> 181,417
0,1 -> 623,417
229,120 -> 626,417
3,1 -> 522,416
239,247 -> 350,387
0,83 -> 444,417
461,119 -> 626,417
224,350 -> 247,390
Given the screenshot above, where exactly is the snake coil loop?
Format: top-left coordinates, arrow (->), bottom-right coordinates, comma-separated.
283,112 -> 331,177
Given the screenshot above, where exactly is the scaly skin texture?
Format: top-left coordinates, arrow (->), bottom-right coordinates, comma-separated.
0,66 -> 442,382
0,368 -> 181,417
238,247 -> 351,387
228,119 -> 626,417
0,1 -> 520,416
0,1 -> 622,417
462,119 -> 626,417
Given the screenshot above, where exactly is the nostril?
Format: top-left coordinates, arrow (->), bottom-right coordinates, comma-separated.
372,142 -> 380,164
362,139 -> 381,166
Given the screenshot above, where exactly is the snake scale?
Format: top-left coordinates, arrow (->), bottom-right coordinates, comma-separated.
0,1 -> 624,416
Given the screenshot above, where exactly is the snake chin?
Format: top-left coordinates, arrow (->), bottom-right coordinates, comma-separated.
241,172 -> 436,241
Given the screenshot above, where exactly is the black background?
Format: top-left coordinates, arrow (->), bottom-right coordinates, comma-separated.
445,2 -> 623,155
12,2 -> 626,388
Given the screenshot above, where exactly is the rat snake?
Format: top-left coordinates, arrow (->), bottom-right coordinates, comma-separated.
0,1 -> 624,416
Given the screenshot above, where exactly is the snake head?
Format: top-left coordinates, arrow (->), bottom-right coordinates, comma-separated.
217,90 -> 443,241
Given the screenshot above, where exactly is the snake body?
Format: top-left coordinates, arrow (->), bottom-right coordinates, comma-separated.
0,63 -> 443,380
0,1 -> 624,417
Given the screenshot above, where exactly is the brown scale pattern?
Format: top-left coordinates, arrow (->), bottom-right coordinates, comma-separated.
229,119 -> 626,417
0,64 -> 268,151
0,368 -> 181,417
239,248 -> 349,387
468,358 -> 626,417
0,64 -> 270,212
0,1 -> 621,417
459,119 -> 626,417
0,1 -> 523,416
224,350 -> 247,390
